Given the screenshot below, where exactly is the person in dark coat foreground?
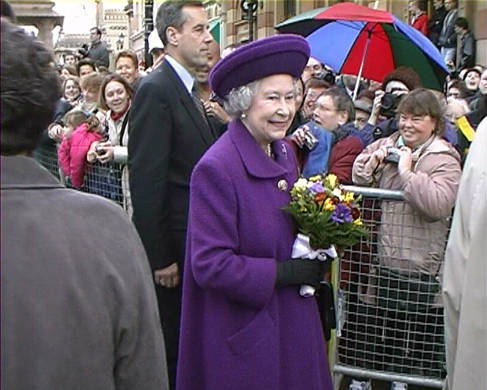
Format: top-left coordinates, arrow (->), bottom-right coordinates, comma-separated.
0,19 -> 168,390
176,34 -> 333,390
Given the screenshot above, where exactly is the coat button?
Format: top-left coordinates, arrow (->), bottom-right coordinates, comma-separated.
277,179 -> 288,191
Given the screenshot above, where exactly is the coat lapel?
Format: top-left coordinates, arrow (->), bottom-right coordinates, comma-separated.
228,120 -> 291,179
162,61 -> 215,146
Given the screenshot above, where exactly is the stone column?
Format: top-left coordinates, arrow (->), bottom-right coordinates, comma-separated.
35,19 -> 56,51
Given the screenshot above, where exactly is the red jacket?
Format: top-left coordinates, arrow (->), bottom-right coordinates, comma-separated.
412,13 -> 428,36
58,123 -> 103,188
328,136 -> 364,184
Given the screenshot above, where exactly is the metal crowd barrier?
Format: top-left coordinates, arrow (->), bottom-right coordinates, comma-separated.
34,147 -> 124,209
35,148 -> 448,388
333,186 -> 447,389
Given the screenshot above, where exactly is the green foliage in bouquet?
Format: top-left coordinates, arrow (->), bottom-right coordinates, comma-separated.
283,174 -> 368,249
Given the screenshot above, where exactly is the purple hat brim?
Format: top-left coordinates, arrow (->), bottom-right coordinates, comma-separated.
209,34 -> 310,99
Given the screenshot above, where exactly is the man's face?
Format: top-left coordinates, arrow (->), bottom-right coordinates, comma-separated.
195,40 -> 220,84
313,94 -> 345,131
302,57 -> 323,83
116,57 -> 139,85
173,5 -> 213,71
65,54 -> 76,66
444,0 -> 455,11
90,28 -> 100,43
354,110 -> 370,129
79,64 -> 95,78
302,87 -> 326,119
433,0 -> 443,9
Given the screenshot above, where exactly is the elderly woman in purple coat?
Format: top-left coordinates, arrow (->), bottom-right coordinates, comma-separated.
176,35 -> 333,390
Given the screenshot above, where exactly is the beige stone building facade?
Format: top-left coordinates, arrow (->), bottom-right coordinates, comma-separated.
219,0 -> 486,67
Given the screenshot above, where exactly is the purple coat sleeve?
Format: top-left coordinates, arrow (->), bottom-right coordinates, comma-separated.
187,158 -> 277,310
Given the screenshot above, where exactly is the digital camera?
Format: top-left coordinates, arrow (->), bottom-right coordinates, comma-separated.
384,147 -> 401,164
380,93 -> 401,118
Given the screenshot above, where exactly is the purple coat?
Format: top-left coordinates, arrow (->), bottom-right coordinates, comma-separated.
177,120 -> 333,390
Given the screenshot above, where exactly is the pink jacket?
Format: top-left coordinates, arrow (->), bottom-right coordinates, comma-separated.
58,123 -> 103,188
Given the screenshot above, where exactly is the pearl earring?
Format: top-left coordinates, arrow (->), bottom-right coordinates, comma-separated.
241,112 -> 246,119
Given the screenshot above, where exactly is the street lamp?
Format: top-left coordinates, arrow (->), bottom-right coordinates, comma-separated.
240,0 -> 258,41
116,32 -> 125,50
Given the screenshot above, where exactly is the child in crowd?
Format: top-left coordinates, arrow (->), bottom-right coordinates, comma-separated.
58,110 -> 104,188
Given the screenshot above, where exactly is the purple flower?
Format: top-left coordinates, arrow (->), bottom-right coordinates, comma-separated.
308,181 -> 324,194
331,204 -> 352,224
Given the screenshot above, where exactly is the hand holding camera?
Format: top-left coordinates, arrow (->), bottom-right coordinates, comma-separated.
291,123 -> 318,151
95,141 -> 114,164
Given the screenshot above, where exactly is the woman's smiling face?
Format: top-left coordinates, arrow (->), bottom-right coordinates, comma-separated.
242,74 -> 296,148
104,81 -> 129,113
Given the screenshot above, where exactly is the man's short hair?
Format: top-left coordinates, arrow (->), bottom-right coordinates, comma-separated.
455,17 -> 469,30
115,50 -> 138,68
320,86 -> 356,122
1,0 -> 16,23
90,27 -> 102,36
305,77 -> 333,91
76,58 -> 96,76
155,1 -> 203,46
1,19 -> 61,155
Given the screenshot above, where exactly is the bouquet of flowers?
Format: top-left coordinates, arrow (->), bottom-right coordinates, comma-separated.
283,174 -> 368,296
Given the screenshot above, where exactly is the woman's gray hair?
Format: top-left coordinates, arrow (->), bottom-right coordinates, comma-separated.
223,78 -> 299,119
223,80 -> 260,119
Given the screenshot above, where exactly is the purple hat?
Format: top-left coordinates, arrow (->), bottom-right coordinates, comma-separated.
209,34 -> 310,99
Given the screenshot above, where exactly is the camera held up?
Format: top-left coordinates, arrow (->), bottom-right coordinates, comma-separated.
379,93 -> 402,118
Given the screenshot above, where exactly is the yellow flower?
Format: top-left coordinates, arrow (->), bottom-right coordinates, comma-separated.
293,178 -> 308,192
344,192 -> 355,202
308,175 -> 321,182
353,218 -> 363,225
324,198 -> 335,211
326,174 -> 338,189
332,187 -> 343,200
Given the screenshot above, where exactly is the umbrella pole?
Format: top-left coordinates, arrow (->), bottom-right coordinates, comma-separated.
352,27 -> 373,101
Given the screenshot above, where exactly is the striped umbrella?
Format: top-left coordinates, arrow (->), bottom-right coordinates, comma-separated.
275,2 -> 448,93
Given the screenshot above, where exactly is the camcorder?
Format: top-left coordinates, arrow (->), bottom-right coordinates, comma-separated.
299,122 -> 320,150
78,44 -> 89,59
316,68 -> 336,85
380,93 -> 402,118
384,147 -> 401,164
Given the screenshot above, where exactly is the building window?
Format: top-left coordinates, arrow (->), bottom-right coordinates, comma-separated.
284,0 -> 296,19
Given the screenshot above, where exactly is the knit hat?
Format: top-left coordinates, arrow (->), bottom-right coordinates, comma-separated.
382,66 -> 422,91
210,34 -> 310,99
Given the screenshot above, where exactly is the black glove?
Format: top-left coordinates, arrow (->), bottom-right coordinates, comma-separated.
275,259 -> 324,288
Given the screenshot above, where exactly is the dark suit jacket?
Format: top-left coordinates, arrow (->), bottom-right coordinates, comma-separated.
438,9 -> 458,48
427,5 -> 447,46
128,59 -> 218,270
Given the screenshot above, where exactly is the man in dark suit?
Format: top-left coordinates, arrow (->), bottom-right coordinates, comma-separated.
128,1 -> 216,388
438,0 -> 458,64
427,0 -> 447,48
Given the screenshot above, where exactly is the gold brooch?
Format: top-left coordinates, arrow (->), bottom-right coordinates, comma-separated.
277,179 -> 288,191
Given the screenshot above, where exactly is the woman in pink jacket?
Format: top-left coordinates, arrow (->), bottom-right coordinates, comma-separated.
352,88 -> 461,381
58,110 -> 103,188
